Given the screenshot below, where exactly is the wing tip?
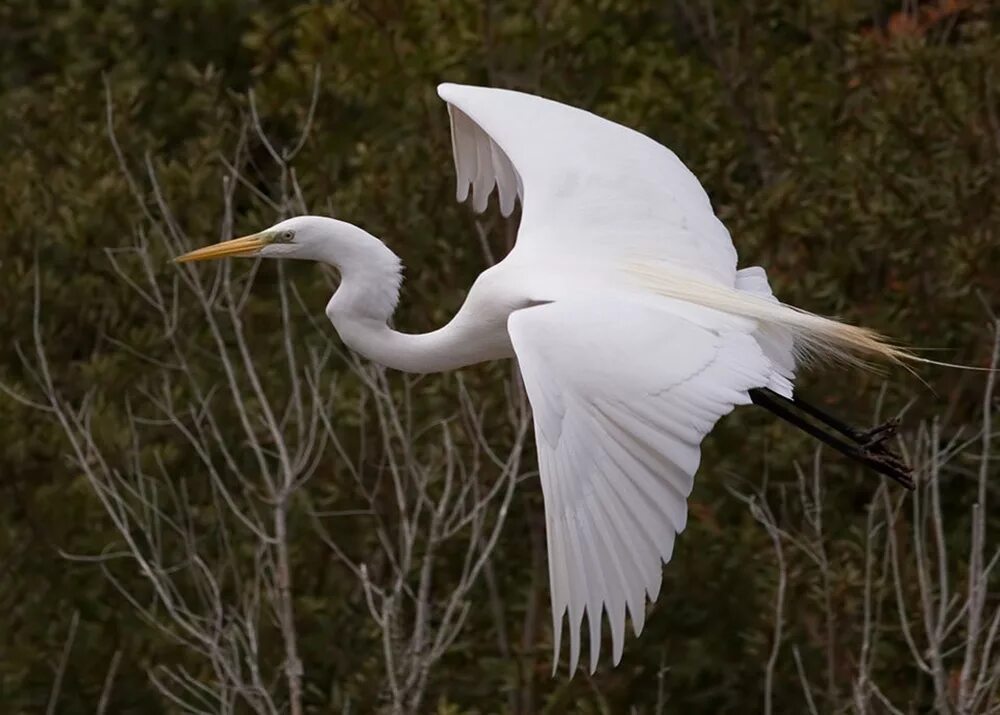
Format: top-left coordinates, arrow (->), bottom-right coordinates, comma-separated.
437,82 -> 474,104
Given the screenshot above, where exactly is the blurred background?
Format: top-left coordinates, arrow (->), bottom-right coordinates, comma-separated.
2,1 -> 1000,712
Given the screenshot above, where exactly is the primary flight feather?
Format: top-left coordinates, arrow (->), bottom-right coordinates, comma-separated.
176,83 -> 910,673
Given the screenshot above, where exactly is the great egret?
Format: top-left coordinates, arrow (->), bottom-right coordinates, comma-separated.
176,83 -> 914,674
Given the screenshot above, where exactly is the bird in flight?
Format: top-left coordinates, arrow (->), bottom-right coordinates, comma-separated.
176,83 -> 914,674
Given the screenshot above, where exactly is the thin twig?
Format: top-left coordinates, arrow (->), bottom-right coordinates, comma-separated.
46,610 -> 80,715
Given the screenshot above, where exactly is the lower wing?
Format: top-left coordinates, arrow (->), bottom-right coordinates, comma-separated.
508,297 -> 785,673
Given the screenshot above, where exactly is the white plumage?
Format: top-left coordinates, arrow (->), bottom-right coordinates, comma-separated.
177,83 -> 908,673
510,298 -> 779,672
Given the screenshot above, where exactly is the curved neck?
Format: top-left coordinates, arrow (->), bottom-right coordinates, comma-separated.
319,224 -> 494,373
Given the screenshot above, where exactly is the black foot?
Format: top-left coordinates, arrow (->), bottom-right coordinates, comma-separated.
858,418 -> 899,450
750,388 -> 915,491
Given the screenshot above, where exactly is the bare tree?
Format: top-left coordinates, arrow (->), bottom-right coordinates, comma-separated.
308,363 -> 529,714
3,80 -> 528,714
739,323 -> 1000,713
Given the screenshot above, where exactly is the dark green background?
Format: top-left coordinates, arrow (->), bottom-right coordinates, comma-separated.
2,1 -> 999,712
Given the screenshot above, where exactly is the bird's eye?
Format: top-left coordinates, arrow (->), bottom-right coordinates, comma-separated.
281,230 -> 294,241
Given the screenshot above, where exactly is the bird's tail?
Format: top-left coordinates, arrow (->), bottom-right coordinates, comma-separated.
627,261 -> 913,370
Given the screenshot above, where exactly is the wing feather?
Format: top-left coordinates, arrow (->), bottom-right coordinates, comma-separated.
447,104 -> 476,203
585,493 -> 631,663
509,298 -> 781,673
472,131 -> 494,213
490,138 -> 518,217
586,460 -> 656,635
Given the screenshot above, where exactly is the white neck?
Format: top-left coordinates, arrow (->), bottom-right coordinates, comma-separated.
315,221 -> 499,373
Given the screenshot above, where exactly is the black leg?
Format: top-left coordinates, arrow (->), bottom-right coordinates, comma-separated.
754,388 -> 904,460
749,388 -> 914,490
754,388 -> 895,447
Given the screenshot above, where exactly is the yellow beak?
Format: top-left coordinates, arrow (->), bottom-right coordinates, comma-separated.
174,233 -> 268,263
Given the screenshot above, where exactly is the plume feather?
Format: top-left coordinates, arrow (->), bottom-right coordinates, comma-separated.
627,262 -> 913,369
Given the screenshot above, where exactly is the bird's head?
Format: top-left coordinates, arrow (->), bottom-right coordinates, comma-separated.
175,216 -> 351,265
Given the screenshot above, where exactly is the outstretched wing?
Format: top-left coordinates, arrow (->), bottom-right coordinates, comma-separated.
438,83 -> 738,284
508,298 -> 783,673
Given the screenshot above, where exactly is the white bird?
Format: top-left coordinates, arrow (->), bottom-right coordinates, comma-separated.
176,83 -> 914,674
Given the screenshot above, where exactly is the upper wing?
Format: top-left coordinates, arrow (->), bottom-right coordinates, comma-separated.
508,298 -> 783,674
439,83 -> 738,284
